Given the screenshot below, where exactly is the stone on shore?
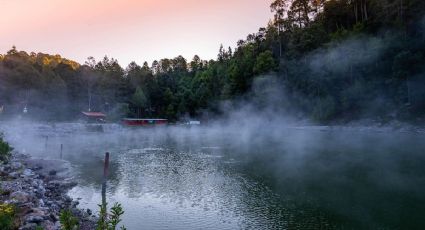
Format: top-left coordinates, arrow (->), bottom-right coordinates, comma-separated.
0,154 -> 96,229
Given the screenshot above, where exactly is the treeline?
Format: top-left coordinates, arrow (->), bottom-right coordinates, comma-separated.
1,0 -> 425,122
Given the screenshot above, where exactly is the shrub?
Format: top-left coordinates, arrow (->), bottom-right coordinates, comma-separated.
0,203 -> 16,230
60,202 -> 126,230
0,134 -> 13,163
96,202 -> 126,230
59,209 -> 79,230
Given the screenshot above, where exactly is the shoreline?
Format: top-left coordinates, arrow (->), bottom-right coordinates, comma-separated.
0,153 -> 96,230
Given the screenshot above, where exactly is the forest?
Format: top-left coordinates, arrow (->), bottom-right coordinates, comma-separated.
1,0 -> 425,123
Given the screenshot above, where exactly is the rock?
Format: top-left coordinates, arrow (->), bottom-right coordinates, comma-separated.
64,196 -> 72,203
54,221 -> 61,229
41,220 -> 56,230
49,213 -> 58,222
0,166 -> 8,176
51,180 -> 78,189
39,199 -> 45,207
9,171 -> 20,178
3,154 -> 97,229
0,171 -> 8,177
11,162 -> 23,170
25,215 -> 44,223
3,165 -> 11,171
56,201 -> 64,208
19,223 -> 37,230
30,207 -> 46,216
10,191 -> 30,203
48,180 -> 60,186
23,169 -> 34,177
71,201 -> 79,207
32,165 -> 43,171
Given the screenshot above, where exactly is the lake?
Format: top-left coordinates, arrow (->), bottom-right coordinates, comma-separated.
2,122 -> 425,229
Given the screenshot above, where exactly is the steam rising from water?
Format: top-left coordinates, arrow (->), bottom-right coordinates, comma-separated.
1,116 -> 424,229
1,30 -> 425,229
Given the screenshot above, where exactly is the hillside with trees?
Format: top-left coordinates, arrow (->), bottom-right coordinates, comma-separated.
1,0 -> 425,123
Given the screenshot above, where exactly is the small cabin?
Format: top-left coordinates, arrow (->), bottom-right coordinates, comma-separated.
122,118 -> 168,126
81,111 -> 106,123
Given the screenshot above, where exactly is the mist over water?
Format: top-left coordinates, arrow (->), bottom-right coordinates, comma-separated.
1,119 -> 424,229
1,0 -> 425,229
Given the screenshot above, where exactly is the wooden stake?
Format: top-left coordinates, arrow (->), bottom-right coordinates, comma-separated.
103,152 -> 110,179
60,144 -> 63,159
101,152 -> 109,215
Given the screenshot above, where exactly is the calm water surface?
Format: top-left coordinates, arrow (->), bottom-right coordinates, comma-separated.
2,123 -> 425,229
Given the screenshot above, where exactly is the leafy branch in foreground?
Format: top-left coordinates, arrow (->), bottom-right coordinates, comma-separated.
96,202 -> 126,230
59,202 -> 126,230
59,209 -> 79,230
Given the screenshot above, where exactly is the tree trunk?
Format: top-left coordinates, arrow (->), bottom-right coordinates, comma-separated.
303,1 -> 310,26
354,2 -> 358,24
363,0 -> 368,21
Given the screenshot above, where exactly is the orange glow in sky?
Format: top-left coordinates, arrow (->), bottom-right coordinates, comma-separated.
1,0 -> 272,66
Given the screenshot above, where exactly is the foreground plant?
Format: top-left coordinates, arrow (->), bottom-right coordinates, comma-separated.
59,209 -> 79,230
0,134 -> 13,163
0,203 -> 16,230
96,202 -> 126,230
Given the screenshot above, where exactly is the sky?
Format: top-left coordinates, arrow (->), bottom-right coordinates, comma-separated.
0,0 -> 273,67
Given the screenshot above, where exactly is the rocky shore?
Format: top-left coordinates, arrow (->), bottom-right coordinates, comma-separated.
0,153 -> 96,230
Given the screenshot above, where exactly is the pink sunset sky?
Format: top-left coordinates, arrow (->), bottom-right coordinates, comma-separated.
1,0 -> 273,66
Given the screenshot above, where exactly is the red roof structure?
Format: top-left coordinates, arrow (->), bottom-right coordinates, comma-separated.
81,112 -> 106,117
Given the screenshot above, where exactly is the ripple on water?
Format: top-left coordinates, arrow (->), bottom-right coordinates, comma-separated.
69,147 -> 305,229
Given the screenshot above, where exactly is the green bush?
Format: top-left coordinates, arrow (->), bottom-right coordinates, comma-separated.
60,202 -> 126,230
96,202 -> 126,230
0,134 -> 12,163
0,203 -> 16,230
59,209 -> 79,230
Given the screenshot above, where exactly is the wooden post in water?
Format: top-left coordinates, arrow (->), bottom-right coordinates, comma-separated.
60,144 -> 63,159
101,152 -> 110,215
103,152 -> 110,179
44,136 -> 48,149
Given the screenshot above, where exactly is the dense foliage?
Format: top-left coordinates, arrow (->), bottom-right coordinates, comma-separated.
0,0 -> 424,122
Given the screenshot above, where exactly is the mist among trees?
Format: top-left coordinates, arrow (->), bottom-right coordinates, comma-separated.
1,0 -> 425,123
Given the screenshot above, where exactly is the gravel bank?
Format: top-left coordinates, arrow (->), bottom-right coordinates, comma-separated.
0,153 -> 96,230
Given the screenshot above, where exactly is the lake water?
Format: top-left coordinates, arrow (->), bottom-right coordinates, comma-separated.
2,122 -> 425,229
